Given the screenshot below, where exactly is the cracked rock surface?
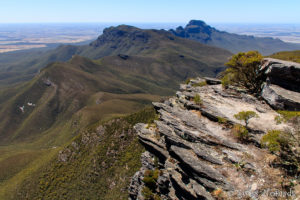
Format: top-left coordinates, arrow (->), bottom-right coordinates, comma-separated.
129,78 -> 292,200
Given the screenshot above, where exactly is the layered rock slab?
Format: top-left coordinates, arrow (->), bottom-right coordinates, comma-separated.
129,79 -> 288,200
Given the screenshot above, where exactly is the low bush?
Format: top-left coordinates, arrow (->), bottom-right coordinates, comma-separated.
192,81 -> 207,87
193,94 -> 202,105
261,130 -> 285,152
217,117 -> 228,124
232,124 -> 249,141
275,111 -> 300,123
142,186 -> 161,200
142,169 -> 160,191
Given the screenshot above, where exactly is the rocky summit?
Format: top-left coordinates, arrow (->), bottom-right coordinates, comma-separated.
129,76 -> 299,199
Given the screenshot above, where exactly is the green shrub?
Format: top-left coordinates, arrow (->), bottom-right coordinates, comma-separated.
261,130 -> 282,152
277,111 -> 300,121
221,51 -> 263,93
232,124 -> 249,141
217,117 -> 228,124
221,68 -> 235,88
234,111 -> 258,128
142,169 -> 160,190
274,115 -> 284,124
193,94 -> 202,105
274,111 -> 300,125
185,78 -> 192,84
192,81 -> 207,87
142,186 -> 161,200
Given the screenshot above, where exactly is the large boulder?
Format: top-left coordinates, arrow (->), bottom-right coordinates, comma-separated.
261,58 -> 300,110
261,83 -> 300,111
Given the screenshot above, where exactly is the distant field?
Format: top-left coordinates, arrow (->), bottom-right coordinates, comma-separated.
213,23 -> 300,44
0,23 -> 101,52
0,23 -> 182,53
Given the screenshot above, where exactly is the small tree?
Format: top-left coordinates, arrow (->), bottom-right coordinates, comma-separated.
221,51 -> 263,93
234,111 -> 258,128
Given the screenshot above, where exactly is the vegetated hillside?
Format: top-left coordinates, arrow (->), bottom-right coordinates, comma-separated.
0,25 -> 231,143
14,107 -> 157,200
0,25 -> 231,87
269,50 -> 300,63
170,20 -> 300,55
0,25 -> 231,198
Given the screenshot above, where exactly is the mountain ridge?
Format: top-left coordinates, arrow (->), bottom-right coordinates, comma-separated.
170,20 -> 300,55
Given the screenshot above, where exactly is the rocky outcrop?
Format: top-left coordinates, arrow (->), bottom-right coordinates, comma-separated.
261,58 -> 300,111
129,78 -> 293,200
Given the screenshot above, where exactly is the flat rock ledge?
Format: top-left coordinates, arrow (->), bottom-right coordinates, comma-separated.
129,78 -> 292,200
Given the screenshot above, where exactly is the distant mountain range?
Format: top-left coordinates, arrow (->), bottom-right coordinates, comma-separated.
0,25 -> 231,144
0,24 -> 231,87
169,20 -> 300,55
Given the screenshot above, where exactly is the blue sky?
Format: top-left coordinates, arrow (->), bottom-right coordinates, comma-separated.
0,0 -> 299,23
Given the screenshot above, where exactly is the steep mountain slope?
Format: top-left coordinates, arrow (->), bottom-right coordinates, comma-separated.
0,25 -> 232,198
13,107 -> 156,200
170,20 -> 300,55
0,25 -> 231,143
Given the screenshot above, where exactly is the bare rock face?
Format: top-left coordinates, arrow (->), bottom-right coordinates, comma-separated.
129,78 -> 293,200
260,58 -> 300,110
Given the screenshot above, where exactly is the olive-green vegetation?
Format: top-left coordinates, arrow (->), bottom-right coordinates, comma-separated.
185,78 -> 192,84
0,25 -> 231,144
217,117 -> 228,124
142,169 -> 161,200
234,110 -> 259,128
12,107 -> 157,200
0,94 -> 159,199
262,111 -> 300,176
193,94 -> 202,105
143,169 -> 160,191
221,51 -> 263,93
269,50 -> 300,63
275,110 -> 300,123
261,130 -> 285,152
232,124 -> 249,141
191,81 -> 207,87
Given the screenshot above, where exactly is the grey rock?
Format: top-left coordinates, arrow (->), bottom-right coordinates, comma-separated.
169,145 -> 227,185
261,83 -> 300,111
204,77 -> 221,85
130,75 -> 291,199
262,58 -> 300,93
260,58 -> 300,110
222,149 -> 242,164
128,170 -> 143,200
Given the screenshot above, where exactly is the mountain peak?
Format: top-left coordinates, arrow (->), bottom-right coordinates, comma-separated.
89,25 -> 155,49
187,19 -> 208,27
169,20 -> 300,55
